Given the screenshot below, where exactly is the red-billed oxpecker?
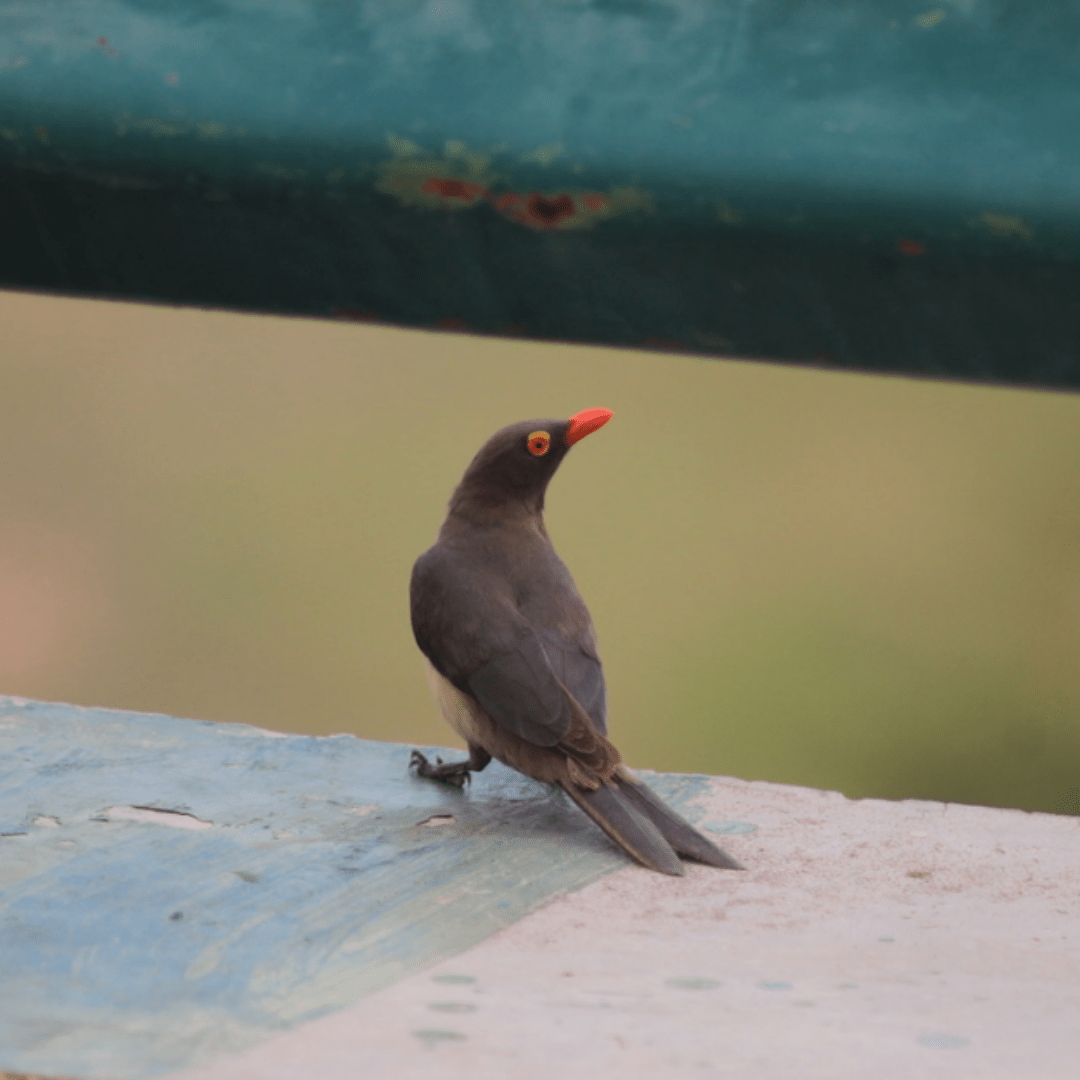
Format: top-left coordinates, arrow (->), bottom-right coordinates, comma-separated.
409,408 -> 742,875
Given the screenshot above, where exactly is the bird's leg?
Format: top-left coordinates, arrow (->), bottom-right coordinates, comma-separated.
409,744 -> 492,788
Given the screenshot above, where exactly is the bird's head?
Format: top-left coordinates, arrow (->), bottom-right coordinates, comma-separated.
448,407 -> 613,518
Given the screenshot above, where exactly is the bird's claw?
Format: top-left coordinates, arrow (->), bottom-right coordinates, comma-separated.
409,749 -> 472,788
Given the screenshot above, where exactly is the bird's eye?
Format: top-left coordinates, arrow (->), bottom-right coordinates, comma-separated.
526,430 -> 551,456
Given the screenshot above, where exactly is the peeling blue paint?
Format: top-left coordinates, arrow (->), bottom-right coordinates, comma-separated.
0,696 -> 711,1079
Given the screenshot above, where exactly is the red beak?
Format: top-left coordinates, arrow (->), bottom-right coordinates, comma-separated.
565,407 -> 614,446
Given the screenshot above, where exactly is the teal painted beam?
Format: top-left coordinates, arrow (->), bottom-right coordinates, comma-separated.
0,696 -> 714,1080
2,2 -> 1080,389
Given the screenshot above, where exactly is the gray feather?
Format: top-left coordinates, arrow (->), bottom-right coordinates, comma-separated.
560,781 -> 685,876
616,777 -> 744,870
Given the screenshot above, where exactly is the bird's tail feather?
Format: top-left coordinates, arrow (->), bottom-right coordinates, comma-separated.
615,772 -> 744,870
560,780 -> 685,876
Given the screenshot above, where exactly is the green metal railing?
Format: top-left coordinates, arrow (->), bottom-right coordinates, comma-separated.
3,2 -> 1080,389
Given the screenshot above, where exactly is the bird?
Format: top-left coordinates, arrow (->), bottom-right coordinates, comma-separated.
408,407 -> 743,876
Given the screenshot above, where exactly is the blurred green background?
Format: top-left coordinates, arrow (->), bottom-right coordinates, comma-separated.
2,289 -> 1078,815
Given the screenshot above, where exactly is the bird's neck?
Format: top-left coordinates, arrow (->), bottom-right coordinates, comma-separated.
441,491 -> 548,538
446,481 -> 546,524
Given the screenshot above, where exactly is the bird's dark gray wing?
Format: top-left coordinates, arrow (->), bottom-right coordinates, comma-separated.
466,630 -> 574,748
535,626 -> 607,735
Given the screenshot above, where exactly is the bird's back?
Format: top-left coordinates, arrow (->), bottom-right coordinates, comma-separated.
411,515 -> 607,735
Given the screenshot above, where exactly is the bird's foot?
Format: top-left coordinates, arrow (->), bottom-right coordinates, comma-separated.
409,749 -> 472,788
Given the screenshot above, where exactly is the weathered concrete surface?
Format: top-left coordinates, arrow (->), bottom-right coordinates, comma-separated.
172,776 -> 1080,1080
0,697 -> 712,1079
3,696 -> 1078,1079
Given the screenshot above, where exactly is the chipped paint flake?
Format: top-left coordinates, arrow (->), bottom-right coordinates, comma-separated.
520,142 -> 564,167
493,186 -> 653,231
376,137 -> 651,230
425,178 -> 487,202
102,805 -> 213,831
376,135 -> 497,210
897,238 -> 926,256
386,133 -> 422,158
418,814 -> 456,827
114,114 -> 241,140
442,140 -> 493,174
915,9 -> 948,28
978,212 -> 1033,242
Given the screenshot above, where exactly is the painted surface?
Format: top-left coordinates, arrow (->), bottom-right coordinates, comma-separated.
171,775 -> 1080,1080
374,135 -> 653,230
0,696 -> 711,1080
2,3 -> 1080,386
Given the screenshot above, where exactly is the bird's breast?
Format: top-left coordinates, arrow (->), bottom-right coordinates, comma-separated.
424,658 -> 488,745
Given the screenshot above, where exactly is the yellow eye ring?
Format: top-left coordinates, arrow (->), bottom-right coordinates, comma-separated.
526,430 -> 551,456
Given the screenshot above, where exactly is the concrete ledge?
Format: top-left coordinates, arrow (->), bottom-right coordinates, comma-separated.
3,697 -> 1078,1079
172,777 -> 1080,1080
